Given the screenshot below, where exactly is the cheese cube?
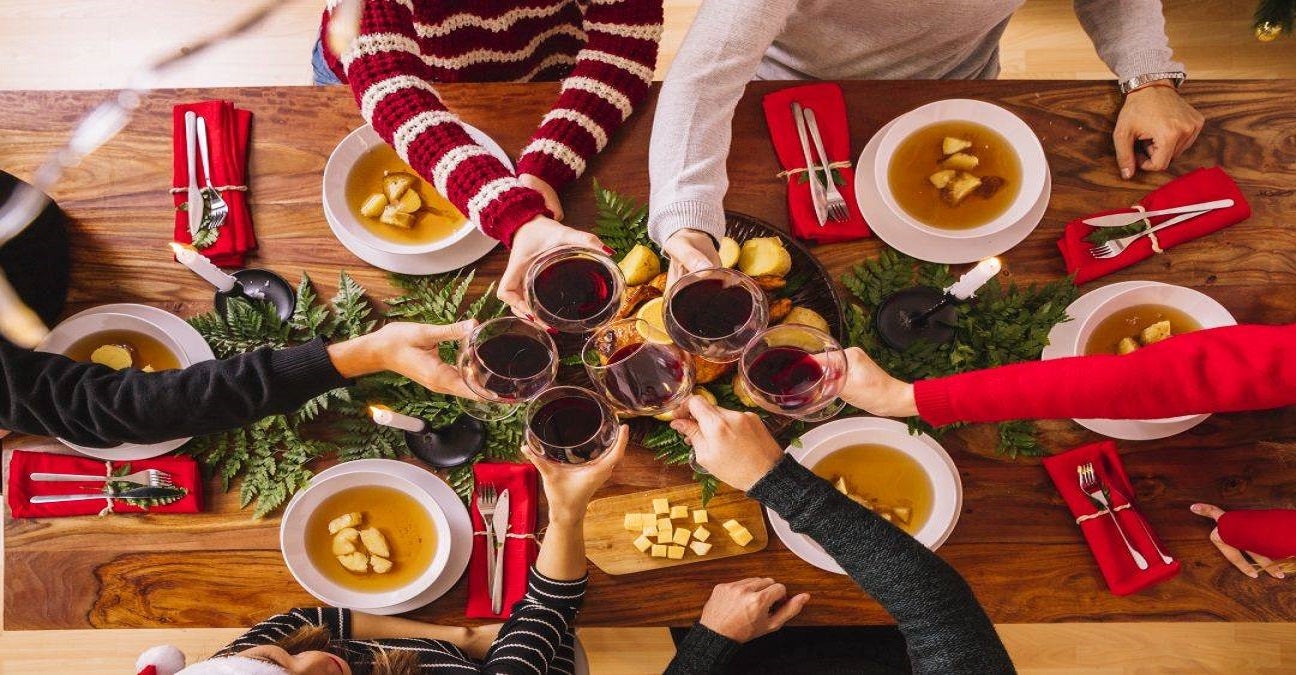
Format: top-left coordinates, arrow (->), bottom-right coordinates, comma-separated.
656,531 -> 673,545
667,545 -> 686,560
722,519 -> 744,533
729,526 -> 754,547
624,513 -> 643,531
632,535 -> 653,553
690,541 -> 713,556
692,509 -> 709,524
652,498 -> 671,515
670,505 -> 689,519
693,526 -> 711,542
642,513 -> 658,527
651,544 -> 668,558
657,518 -> 673,536
642,523 -> 658,537
672,527 -> 692,546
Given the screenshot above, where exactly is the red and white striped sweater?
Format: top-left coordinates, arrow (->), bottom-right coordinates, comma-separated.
321,0 -> 662,245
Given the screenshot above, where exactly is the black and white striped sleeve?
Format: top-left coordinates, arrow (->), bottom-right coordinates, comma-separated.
215,607 -> 351,656
481,567 -> 586,674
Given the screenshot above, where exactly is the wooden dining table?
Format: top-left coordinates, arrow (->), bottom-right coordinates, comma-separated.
4,80 -> 1296,631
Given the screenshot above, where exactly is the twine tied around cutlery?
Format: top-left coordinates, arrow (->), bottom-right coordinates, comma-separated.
1126,205 -> 1165,254
473,527 -> 544,543
1076,503 -> 1132,524
776,159 -> 852,179
168,185 -> 247,194
97,460 -> 118,516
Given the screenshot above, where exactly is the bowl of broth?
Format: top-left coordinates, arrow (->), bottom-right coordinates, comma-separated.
39,310 -> 188,372
323,125 -> 473,256
875,99 -> 1046,240
281,468 -> 451,610
1073,282 -> 1235,423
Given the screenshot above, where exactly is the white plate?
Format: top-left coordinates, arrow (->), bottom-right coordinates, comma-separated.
305,459 -> 472,615
1041,281 -> 1212,440
36,303 -> 215,460
854,117 -> 1052,264
766,416 -> 963,575
322,123 -> 502,275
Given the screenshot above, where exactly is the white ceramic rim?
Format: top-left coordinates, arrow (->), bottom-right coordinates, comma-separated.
766,416 -> 963,574
323,124 -> 473,255
854,118 -> 1051,264
872,99 -> 1047,240
307,459 -> 473,615
35,303 -> 215,460
280,468 -> 453,610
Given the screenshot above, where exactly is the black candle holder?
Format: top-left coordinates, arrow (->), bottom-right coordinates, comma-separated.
874,286 -> 958,351
404,414 -> 487,469
214,268 -> 296,322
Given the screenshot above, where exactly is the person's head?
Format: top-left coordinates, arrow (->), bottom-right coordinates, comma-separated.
152,624 -> 416,675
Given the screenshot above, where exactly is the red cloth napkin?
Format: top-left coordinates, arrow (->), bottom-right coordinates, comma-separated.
6,450 -> 204,518
1042,441 -> 1179,595
1058,167 -> 1249,284
1217,509 -> 1296,559
466,462 -> 540,619
761,83 -> 871,244
172,100 -> 255,267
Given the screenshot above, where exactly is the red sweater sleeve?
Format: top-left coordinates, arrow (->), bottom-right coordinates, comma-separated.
1217,510 -> 1296,559
336,0 -> 548,246
914,324 -> 1296,426
514,0 -> 662,190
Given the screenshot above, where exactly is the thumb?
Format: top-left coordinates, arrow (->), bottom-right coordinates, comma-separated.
1113,125 -> 1137,180
768,593 -> 810,629
1190,503 -> 1226,521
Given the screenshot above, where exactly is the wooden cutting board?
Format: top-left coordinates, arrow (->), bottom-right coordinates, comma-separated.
584,483 -> 768,575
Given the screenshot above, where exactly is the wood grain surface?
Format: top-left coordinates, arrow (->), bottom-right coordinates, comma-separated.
4,80 -> 1296,630
583,484 -> 767,576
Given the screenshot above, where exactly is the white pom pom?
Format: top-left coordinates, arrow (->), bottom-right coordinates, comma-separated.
137,645 -> 186,675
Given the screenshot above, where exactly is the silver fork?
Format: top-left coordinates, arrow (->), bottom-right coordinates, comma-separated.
475,484 -> 499,602
791,102 -> 828,227
1078,463 -> 1148,570
803,107 -> 849,222
30,468 -> 174,488
1104,481 -> 1174,565
1088,210 -> 1204,259
196,115 -> 230,233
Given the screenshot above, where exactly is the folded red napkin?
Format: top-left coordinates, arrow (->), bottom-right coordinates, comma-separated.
6,449 -> 204,518
1042,441 -> 1179,595
1058,167 -> 1249,284
466,462 -> 540,619
1217,509 -> 1296,559
171,100 -> 255,268
761,83 -> 870,244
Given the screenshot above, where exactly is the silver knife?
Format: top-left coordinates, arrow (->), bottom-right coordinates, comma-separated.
491,488 -> 511,615
31,486 -> 181,503
1083,198 -> 1233,228
184,111 -> 204,238
791,102 -> 828,227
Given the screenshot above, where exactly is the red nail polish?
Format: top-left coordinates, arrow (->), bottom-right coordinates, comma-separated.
546,326 -> 560,335
601,246 -> 615,255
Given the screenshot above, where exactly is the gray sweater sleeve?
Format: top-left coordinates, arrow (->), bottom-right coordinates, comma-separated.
667,456 -> 1014,675
1073,0 -> 1184,80
646,0 -> 796,248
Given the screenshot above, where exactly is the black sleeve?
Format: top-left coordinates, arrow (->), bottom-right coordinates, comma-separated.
740,456 -> 1014,675
216,607 -> 350,656
663,622 -> 741,675
483,567 -> 586,674
1,339 -> 349,447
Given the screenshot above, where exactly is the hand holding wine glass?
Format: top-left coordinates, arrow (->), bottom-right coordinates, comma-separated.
669,395 -> 784,491
525,245 -> 625,333
662,228 -> 722,288
523,423 -> 628,523
837,347 -> 918,418
664,267 -> 768,362
327,320 -> 480,399
737,324 -> 847,421
498,216 -> 609,320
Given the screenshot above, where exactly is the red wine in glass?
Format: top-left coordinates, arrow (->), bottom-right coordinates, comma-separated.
745,346 -> 823,410
584,319 -> 694,416
739,324 -> 847,421
526,247 -> 625,333
525,386 -> 618,464
664,268 -> 768,362
459,317 -> 557,421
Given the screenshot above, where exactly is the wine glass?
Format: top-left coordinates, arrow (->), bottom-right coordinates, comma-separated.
524,385 -> 619,464
524,245 -> 625,333
663,267 -> 769,362
457,316 -> 558,421
583,318 -> 695,417
737,324 -> 847,422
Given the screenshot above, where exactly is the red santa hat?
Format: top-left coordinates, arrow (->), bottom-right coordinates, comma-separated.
136,645 -> 287,675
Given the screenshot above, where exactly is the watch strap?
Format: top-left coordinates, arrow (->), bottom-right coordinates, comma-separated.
1120,72 -> 1186,95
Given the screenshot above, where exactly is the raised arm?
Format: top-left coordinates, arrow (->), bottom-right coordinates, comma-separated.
1073,0 -> 1181,81
647,0 -> 795,248
514,0 -> 662,196
667,398 -> 1013,674
334,0 -> 548,245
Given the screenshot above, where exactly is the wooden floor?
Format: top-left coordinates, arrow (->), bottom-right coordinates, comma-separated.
2,0 -> 1295,672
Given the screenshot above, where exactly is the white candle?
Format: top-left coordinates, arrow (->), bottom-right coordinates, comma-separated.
369,405 -> 427,433
946,257 -> 1002,301
170,243 -> 238,293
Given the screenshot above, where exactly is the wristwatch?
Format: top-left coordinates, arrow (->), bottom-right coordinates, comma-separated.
1119,71 -> 1186,95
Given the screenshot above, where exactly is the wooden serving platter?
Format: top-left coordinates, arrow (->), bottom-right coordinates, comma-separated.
584,483 -> 768,575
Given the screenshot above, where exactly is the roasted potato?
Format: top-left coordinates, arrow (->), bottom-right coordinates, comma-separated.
618,244 -> 662,286
718,237 -> 741,268
781,306 -> 830,333
738,237 -> 792,277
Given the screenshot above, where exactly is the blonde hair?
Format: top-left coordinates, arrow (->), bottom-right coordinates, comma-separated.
254,624 -> 419,675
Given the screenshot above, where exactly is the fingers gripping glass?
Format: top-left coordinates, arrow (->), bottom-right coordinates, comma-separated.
524,246 -> 626,334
